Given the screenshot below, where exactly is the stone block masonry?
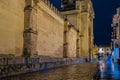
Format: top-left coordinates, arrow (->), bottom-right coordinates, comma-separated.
0,0 -> 94,58
37,1 -> 64,57
0,0 -> 25,56
0,0 -> 64,57
0,57 -> 85,79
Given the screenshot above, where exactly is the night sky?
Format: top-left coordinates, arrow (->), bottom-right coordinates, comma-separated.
50,0 -> 120,46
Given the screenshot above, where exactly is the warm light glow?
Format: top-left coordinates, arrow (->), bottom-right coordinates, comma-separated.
98,48 -> 105,53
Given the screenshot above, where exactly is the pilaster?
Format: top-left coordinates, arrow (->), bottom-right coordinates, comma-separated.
23,0 -> 38,57
63,18 -> 69,58
76,32 -> 80,58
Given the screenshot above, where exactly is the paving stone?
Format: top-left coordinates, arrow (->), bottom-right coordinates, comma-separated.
1,62 -> 98,80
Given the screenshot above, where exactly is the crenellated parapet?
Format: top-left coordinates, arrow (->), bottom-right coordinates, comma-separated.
41,0 -> 63,18
25,0 -> 63,18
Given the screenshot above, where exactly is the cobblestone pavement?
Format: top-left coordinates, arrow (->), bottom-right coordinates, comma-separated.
1,62 -> 97,80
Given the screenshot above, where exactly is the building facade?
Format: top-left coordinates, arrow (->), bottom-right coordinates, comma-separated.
61,0 -> 94,58
111,8 -> 120,61
0,0 -> 94,58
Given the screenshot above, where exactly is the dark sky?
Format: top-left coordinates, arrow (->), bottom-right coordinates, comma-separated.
50,0 -> 120,46
92,0 -> 120,46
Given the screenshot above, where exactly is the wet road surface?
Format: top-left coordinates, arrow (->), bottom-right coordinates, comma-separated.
1,62 -> 97,80
99,62 -> 120,80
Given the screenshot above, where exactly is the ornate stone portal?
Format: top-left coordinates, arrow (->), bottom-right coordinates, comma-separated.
61,0 -> 94,58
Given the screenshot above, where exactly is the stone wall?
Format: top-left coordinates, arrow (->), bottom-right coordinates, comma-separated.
67,28 -> 77,57
0,0 -> 94,58
37,1 -> 64,57
61,0 -> 94,58
0,0 -> 64,58
61,11 -> 81,57
0,0 -> 25,56
80,13 -> 89,57
0,57 -> 85,78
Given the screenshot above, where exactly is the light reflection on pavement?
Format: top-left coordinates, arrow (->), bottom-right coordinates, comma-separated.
99,61 -> 120,80
1,63 -> 97,80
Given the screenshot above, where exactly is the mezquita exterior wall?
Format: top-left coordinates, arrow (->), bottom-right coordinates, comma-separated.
37,1 -> 64,57
0,0 -> 65,57
0,0 -> 25,56
0,0 -> 94,58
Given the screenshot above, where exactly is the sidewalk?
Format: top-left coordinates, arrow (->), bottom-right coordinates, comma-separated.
1,62 -> 98,80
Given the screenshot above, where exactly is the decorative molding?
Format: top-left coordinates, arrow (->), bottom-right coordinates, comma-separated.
24,5 -> 33,11
81,5 -> 88,13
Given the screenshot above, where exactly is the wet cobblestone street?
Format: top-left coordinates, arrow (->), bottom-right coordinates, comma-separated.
99,62 -> 120,80
1,62 -> 97,80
